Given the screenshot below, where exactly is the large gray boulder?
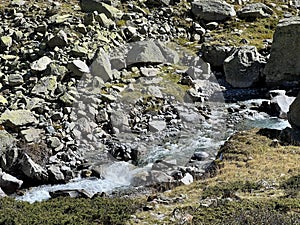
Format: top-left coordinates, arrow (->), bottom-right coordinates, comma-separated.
0,172 -> 23,194
90,49 -> 113,82
126,40 -> 179,66
80,1 -> 123,19
264,17 -> 300,86
224,46 -> 266,88
191,0 -> 236,22
19,154 -> 48,182
288,92 -> 300,129
201,44 -> 234,68
237,3 -> 273,20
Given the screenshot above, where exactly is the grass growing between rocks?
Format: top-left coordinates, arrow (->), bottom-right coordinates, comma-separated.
209,0 -> 298,50
0,196 -> 143,225
129,129 -> 300,224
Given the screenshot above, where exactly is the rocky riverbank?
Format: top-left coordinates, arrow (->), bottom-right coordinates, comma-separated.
0,0 -> 299,219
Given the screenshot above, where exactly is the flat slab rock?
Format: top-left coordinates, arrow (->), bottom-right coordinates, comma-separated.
0,109 -> 37,128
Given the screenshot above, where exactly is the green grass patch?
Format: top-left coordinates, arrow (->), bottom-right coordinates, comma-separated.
0,196 -> 143,225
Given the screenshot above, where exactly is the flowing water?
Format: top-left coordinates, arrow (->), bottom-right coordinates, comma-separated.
15,100 -> 290,203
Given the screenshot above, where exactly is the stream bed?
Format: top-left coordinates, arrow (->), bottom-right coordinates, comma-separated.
15,99 -> 290,203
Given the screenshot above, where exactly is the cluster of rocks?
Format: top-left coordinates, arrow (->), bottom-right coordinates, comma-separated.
0,0 -> 299,197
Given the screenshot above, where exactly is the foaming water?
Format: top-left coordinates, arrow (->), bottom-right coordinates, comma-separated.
15,162 -> 135,203
15,103 -> 291,203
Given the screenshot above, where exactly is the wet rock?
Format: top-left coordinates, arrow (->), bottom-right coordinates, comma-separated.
288,92 -> 300,129
47,30 -> 68,48
224,46 -> 266,88
49,189 -> 94,199
68,60 -> 90,77
192,151 -> 209,161
237,3 -> 273,20
90,48 -> 113,82
264,17 -> 300,86
0,172 -> 23,194
191,0 -> 236,22
0,188 -> 6,197
31,56 -> 52,72
19,153 -> 48,182
270,91 -> 295,119
48,165 -> 65,183
0,110 -> 37,129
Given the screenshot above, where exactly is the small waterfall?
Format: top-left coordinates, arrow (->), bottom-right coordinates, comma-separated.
15,162 -> 135,203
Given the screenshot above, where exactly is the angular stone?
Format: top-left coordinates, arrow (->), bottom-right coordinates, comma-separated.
19,154 -> 48,182
68,60 -> 90,77
264,17 -> 300,86
48,165 -> 65,183
180,173 -> 193,185
31,76 -> 58,98
0,110 -> 37,128
47,30 -> 68,48
0,36 -> 13,50
0,95 -> 8,105
0,172 -> 23,194
80,1 -> 123,19
126,40 -> 166,66
0,130 -> 16,153
237,3 -> 273,20
149,120 -> 167,132
224,46 -> 266,88
110,110 -> 130,132
31,56 -> 52,72
0,188 -> 6,197
21,128 -> 44,143
60,92 -> 76,106
191,0 -> 236,22
10,0 -> 25,6
95,13 -> 114,28
201,44 -> 234,68
90,48 -> 113,82
70,45 -> 88,57
49,189 -> 93,199
48,137 -> 62,149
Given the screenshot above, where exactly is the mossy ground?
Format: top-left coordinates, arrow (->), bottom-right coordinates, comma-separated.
129,129 -> 300,224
